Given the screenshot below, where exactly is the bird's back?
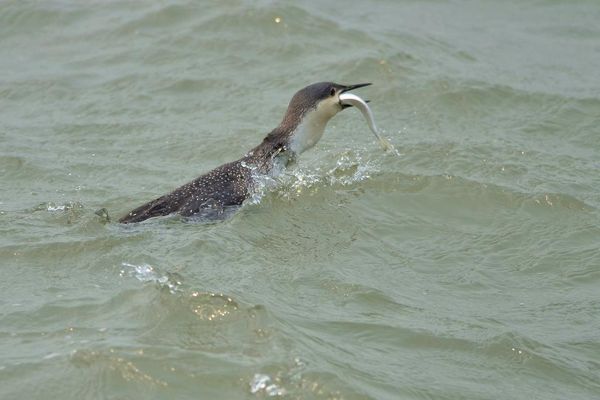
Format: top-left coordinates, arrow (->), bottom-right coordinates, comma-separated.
119,159 -> 253,223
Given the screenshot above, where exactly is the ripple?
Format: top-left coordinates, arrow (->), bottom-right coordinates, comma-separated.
0,2 -> 85,38
119,262 -> 248,323
116,269 -> 275,356
71,348 -> 168,387
247,357 -> 355,399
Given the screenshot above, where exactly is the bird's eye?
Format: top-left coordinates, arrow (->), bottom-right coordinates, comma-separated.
330,87 -> 336,97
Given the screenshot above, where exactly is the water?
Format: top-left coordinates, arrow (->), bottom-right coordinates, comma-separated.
1,0 -> 599,398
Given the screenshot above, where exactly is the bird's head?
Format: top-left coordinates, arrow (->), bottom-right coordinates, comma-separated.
280,82 -> 371,154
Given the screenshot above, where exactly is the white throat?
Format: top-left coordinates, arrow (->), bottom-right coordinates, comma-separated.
288,100 -> 339,154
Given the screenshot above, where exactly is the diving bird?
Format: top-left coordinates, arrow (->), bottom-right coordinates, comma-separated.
119,82 -> 371,223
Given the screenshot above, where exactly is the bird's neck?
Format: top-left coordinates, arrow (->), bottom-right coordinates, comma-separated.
243,127 -> 293,175
287,110 -> 330,154
244,108 -> 331,175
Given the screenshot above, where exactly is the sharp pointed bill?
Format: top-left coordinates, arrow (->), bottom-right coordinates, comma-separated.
340,82 -> 372,93
339,83 -> 371,109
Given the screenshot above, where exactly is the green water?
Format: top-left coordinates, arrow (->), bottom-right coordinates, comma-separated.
1,1 -> 600,399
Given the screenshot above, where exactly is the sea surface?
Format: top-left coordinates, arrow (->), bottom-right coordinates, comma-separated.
1,1 -> 599,399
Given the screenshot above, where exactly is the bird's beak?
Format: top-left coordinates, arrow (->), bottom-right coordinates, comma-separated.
340,83 -> 372,109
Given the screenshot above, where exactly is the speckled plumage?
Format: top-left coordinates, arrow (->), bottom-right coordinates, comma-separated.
119,137 -> 284,223
119,82 -> 367,223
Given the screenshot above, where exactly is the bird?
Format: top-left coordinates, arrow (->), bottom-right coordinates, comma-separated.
119,81 -> 371,223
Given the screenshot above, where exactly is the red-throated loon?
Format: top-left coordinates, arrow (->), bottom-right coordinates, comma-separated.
119,82 -> 372,223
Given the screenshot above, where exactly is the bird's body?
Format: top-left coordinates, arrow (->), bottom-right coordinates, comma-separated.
119,134 -> 284,223
119,82 -> 371,223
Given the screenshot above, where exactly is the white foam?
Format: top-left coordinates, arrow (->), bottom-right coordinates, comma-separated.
249,373 -> 286,396
120,262 -> 182,293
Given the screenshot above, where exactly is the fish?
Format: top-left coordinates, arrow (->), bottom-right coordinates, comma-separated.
339,92 -> 394,151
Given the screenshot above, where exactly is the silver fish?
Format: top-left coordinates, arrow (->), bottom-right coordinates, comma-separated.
339,92 -> 393,151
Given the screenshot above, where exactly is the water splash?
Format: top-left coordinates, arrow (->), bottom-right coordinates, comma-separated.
250,373 -> 286,396
34,201 -> 84,212
272,150 -> 381,201
249,358 -> 315,397
238,148 -> 387,210
120,262 -> 182,293
243,160 -> 280,206
326,151 -> 378,186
